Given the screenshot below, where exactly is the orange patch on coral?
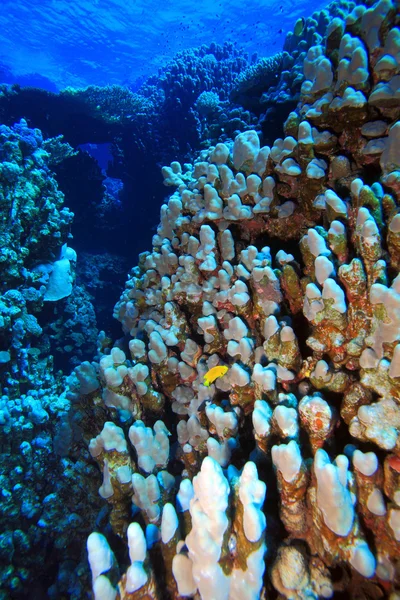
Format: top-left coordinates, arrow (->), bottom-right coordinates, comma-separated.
315,418 -> 324,430
388,455 -> 400,472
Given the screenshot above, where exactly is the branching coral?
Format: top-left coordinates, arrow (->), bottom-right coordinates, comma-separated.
61,85 -> 154,125
230,53 -> 284,111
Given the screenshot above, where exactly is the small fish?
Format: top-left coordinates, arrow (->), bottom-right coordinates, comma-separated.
203,365 -> 229,387
294,17 -> 305,37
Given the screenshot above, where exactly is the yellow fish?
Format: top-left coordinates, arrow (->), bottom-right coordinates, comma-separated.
203,365 -> 229,387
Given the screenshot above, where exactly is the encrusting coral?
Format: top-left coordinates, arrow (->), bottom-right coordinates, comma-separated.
68,0 -> 400,597
0,119 -> 81,395
0,120 -> 105,598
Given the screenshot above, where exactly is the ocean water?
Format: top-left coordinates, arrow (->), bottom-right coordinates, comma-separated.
0,0 -> 328,89
2,0 -> 398,598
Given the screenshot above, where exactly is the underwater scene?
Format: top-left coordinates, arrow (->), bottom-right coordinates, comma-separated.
0,0 -> 400,598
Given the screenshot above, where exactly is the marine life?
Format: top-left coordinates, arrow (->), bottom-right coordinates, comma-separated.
203,365 -> 229,386
0,0 -> 400,598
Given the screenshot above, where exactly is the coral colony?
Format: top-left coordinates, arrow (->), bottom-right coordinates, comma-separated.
1,0 -> 400,598
81,1 -> 400,597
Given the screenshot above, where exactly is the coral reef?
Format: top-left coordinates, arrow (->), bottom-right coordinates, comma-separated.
0,377 -> 103,599
0,119 -> 103,599
0,119 -> 76,396
77,252 -> 130,337
254,0 -> 367,145
61,85 -> 154,126
191,1 -> 368,147
0,42 -> 255,267
45,283 -> 98,369
79,1 -> 400,597
230,53 -> 285,112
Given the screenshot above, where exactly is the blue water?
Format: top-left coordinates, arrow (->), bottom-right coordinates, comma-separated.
0,0 -> 329,90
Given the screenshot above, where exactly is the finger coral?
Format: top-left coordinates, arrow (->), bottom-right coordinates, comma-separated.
79,0 -> 400,597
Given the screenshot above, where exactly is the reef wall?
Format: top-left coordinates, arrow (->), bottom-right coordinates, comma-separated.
71,0 -> 400,598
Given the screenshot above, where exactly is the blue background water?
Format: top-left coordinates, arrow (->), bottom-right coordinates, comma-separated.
0,0 -> 329,90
